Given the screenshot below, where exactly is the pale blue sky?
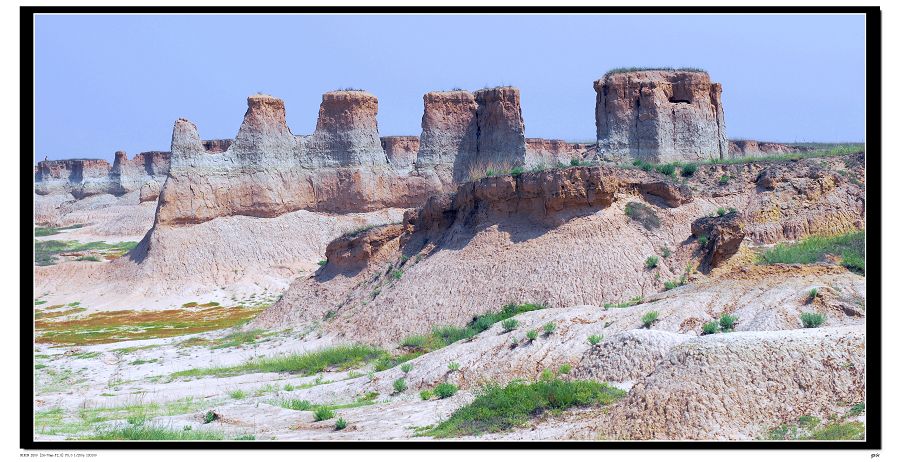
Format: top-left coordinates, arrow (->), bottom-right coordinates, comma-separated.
34,13 -> 866,161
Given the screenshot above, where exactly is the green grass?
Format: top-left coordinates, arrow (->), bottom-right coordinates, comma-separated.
542,322 -> 556,335
400,363 -> 413,374
603,67 -> 706,78
501,318 -> 519,332
425,378 -> 625,437
397,303 -> 547,356
655,163 -> 676,176
847,402 -> 865,417
433,383 -> 459,399
641,311 -> 660,328
170,344 -> 386,379
587,334 -> 603,345
758,230 -> 865,274
766,415 -> 865,441
34,239 -> 138,266
209,329 -> 272,350
313,407 -> 335,421
718,175 -> 730,185
681,163 -> 697,177
279,399 -> 312,411
645,255 -> 659,269
701,321 -> 719,335
448,361 -> 461,372
228,390 -> 247,400
526,330 -> 538,341
393,378 -> 408,393
719,313 -> 738,332
420,390 -> 434,400
603,296 -> 643,309
335,417 -> 348,431
34,224 -> 84,237
800,312 -> 826,328
83,425 -> 224,440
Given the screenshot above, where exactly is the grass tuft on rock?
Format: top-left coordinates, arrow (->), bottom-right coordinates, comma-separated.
758,230 -> 865,274
425,378 -> 624,437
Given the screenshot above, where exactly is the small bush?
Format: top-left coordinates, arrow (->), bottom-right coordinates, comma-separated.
588,334 -> 603,345
509,166 -> 525,176
228,390 -> 246,399
526,330 -> 538,341
434,383 -> 458,399
501,318 -> 519,332
719,313 -> 738,332
681,163 -> 697,177
661,246 -> 672,258
645,255 -> 659,269
718,175 -> 730,185
283,384 -> 295,392
557,364 -> 572,375
317,260 -> 327,266
701,321 -> 719,335
313,407 -> 335,421
335,417 -> 347,430
697,235 -> 710,248
400,363 -> 413,374
807,288 -> 819,303
390,269 -> 403,280
448,362 -> 460,372
203,411 -> 217,424
641,311 -> 659,328
663,280 -> 678,291
716,207 -> 727,217
542,322 -> 556,335
393,378 -> 408,393
420,390 -> 434,400
655,163 -> 676,176
570,158 -> 582,166
800,312 -> 826,328
847,402 -> 865,417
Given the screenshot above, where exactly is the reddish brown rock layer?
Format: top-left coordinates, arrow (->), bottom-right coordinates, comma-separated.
525,138 -> 593,166
381,136 -> 419,170
728,140 -> 811,158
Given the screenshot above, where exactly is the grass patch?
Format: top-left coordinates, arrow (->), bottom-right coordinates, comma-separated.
641,311 -> 660,328
758,230 -> 865,274
170,344 -> 386,379
800,312 -> 826,328
34,224 -> 84,237
603,296 -> 643,309
645,255 -> 659,269
34,239 -> 137,266
603,67 -> 706,78
209,329 -> 273,350
433,383 -> 459,399
425,378 -> 625,437
35,305 -> 267,346
82,425 -> 224,441
766,415 -> 865,441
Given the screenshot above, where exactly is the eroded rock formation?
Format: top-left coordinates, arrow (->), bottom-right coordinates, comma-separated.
381,136 -> 419,172
524,138 -> 592,166
35,151 -> 171,198
728,140 -> 811,157
595,70 -> 728,162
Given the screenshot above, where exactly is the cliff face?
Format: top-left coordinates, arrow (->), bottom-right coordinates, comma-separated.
525,138 -> 592,166
595,70 -> 728,163
728,140 -> 810,158
381,136 -> 419,172
35,152 -> 171,199
417,87 -> 527,183
156,94 -> 439,226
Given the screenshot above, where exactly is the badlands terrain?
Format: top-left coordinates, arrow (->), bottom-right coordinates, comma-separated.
32,69 -> 867,442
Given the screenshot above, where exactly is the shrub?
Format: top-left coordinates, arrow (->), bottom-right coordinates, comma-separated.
448,362 -> 460,372
808,288 -> 819,303
570,158 -> 582,166
542,322 -> 556,335
663,280 -> 678,291
655,163 -> 676,176
624,202 -> 661,230
681,163 -> 697,177
697,234 -> 710,247
848,402 -> 865,417
557,364 -> 572,375
501,318 -> 519,332
420,390 -> 434,400
393,378 -> 408,393
335,417 -> 347,431
661,246 -> 672,258
588,334 -> 603,345
645,255 -> 659,269
434,383 -> 458,399
228,390 -> 246,399
716,207 -> 727,217
425,378 -> 625,437
390,269 -> 403,280
718,175 -> 730,185
203,411 -> 217,424
526,330 -> 538,341
719,313 -> 738,332
509,166 -> 525,176
641,311 -> 659,328
317,260 -> 327,266
800,312 -> 826,328
314,407 -> 335,421
400,363 -> 413,374
701,321 -> 719,335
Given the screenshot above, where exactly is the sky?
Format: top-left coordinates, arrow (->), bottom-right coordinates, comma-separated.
34,13 -> 867,162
